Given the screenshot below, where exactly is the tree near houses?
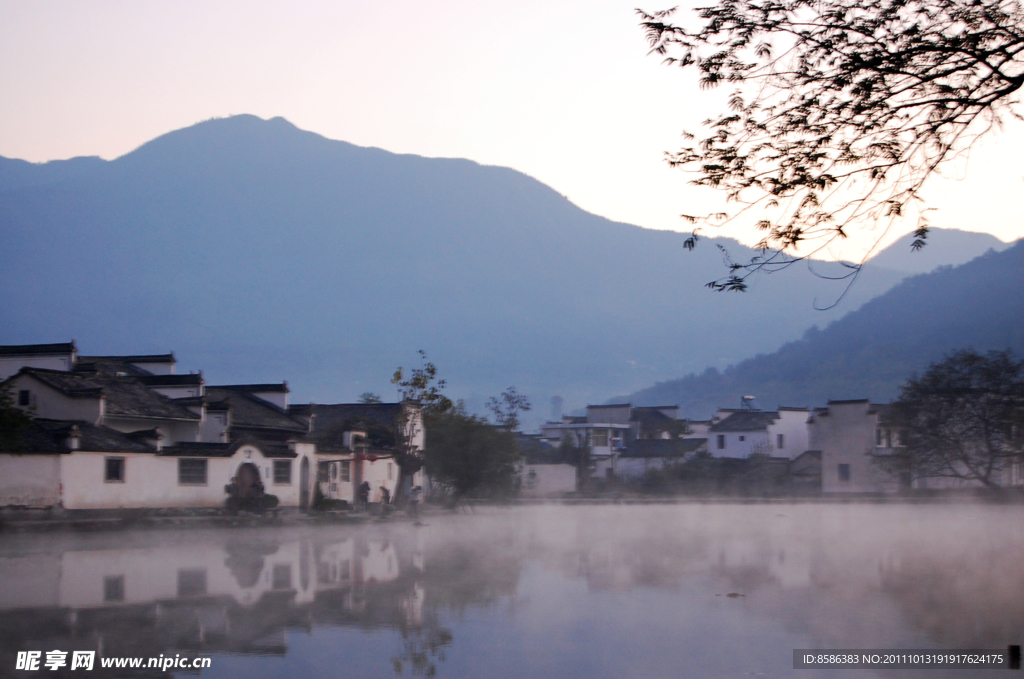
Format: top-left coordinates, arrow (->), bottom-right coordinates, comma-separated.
0,381 -> 32,449
486,386 -> 532,432
387,350 -> 456,502
886,349 -> 1024,488
424,411 -> 521,502
639,0 -> 1024,292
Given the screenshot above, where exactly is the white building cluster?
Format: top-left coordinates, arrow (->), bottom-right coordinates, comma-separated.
531,398 -> 1020,494
0,342 -> 423,511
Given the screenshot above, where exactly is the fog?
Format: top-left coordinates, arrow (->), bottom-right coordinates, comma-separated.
1,504 -> 1021,678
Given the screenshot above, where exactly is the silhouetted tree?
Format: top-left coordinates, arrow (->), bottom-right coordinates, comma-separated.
392,350 -> 453,418
486,386 -> 532,432
0,381 -> 32,450
886,349 -> 1024,488
640,0 -> 1024,291
359,392 -> 383,404
425,412 -> 521,501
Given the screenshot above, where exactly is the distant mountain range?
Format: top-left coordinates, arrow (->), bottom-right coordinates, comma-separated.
623,240 -> 1024,417
0,115 -> 1009,426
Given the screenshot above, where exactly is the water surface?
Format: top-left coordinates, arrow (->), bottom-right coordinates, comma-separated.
1,504 -> 1021,678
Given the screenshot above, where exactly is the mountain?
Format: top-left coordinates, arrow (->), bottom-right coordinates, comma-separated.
0,115 -> 1004,422
867,229 -> 1007,274
623,240 -> 1024,417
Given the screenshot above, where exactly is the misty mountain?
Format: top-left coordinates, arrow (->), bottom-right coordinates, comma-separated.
623,241 -> 1024,417
0,115 -> 1004,420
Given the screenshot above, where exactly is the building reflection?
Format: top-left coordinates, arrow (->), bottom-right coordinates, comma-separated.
0,528 -> 428,675
1,506 -> 1021,677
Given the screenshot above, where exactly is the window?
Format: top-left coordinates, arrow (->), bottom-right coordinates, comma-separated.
177,569 -> 207,597
318,461 -> 330,483
178,459 -> 207,485
103,575 -> 125,602
777,434 -> 785,449
591,429 -> 608,447
18,389 -> 29,406
876,428 -> 884,446
273,460 -> 292,485
340,460 -> 351,482
105,457 -> 125,483
717,434 -> 725,450
838,464 -> 851,482
739,435 -> 746,442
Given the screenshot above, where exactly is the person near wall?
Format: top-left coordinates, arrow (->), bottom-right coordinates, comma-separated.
408,485 -> 422,517
358,481 -> 371,510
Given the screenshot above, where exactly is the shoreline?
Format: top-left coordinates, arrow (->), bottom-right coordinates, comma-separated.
2,493 -> 1021,534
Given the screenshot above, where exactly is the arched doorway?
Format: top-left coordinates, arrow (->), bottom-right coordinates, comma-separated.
236,462 -> 262,498
299,457 -> 310,512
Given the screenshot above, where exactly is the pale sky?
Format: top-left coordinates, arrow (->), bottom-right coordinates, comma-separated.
1,0 -> 1020,260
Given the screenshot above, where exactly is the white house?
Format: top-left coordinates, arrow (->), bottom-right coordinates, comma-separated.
615,438 -> 708,480
289,401 -> 425,505
706,407 -> 810,459
809,400 -> 902,493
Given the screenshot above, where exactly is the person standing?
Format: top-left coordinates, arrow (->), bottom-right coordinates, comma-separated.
408,485 -> 422,517
358,481 -> 371,510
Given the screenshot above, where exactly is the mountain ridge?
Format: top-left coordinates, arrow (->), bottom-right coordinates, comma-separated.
0,115 -> 1009,426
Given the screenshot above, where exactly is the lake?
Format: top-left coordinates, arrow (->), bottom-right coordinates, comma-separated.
1,503 -> 1021,678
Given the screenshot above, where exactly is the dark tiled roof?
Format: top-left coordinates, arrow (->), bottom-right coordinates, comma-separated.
62,421 -> 156,453
138,374 -> 203,387
85,353 -> 175,364
0,420 -> 68,453
630,409 -> 674,424
20,368 -> 200,421
0,419 -> 155,454
290,403 -> 404,431
158,440 -> 297,458
206,387 -> 306,433
0,342 -> 75,356
74,357 -> 152,377
158,442 -> 233,457
620,438 -> 707,459
210,383 -> 289,393
709,411 -> 779,432
588,403 -> 631,408
16,368 -> 104,398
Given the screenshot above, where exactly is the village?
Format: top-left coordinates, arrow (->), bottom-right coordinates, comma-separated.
3,340 -> 1018,517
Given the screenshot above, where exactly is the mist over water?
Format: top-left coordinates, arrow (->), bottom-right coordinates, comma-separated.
1,504 -> 1021,678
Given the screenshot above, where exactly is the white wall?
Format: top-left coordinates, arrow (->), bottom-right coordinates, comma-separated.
710,430 -> 771,458
361,456 -> 399,503
0,455 -> 61,507
58,444 -> 316,510
521,463 -> 576,497
811,402 -> 897,493
768,409 -> 810,460
0,353 -> 74,380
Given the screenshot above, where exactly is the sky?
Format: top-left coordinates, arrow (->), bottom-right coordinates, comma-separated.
1,0 -> 1021,261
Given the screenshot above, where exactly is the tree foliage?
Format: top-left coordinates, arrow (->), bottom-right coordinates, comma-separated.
887,349 -> 1024,488
0,381 -> 32,449
485,386 -> 532,432
392,350 -> 454,418
425,412 -> 521,500
640,0 -> 1024,291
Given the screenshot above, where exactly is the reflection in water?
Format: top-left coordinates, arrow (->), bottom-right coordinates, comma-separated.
0,505 -> 1021,678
